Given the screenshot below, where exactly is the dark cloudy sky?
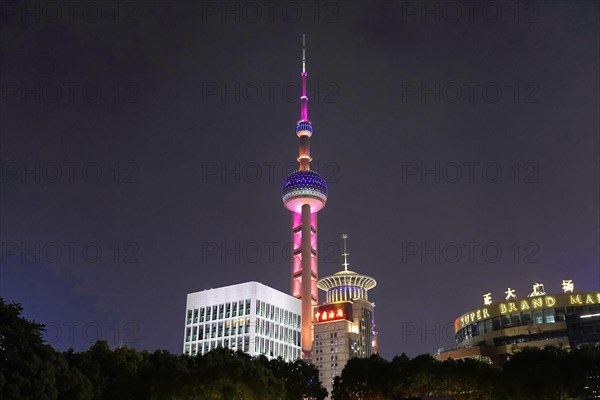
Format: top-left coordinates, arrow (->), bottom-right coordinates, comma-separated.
1,1 -> 598,359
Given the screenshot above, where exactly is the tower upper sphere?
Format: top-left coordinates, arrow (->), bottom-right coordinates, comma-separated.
281,170 -> 328,213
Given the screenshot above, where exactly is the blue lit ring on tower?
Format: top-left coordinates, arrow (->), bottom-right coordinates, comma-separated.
282,170 -> 328,213
296,123 -> 313,137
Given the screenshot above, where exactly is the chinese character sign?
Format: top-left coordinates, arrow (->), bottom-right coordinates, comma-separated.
505,288 -> 517,300
528,283 -> 546,297
562,280 -> 574,293
314,308 -> 346,323
483,293 -> 492,305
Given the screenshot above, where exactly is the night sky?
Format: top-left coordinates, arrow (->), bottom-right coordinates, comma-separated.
1,1 -> 598,360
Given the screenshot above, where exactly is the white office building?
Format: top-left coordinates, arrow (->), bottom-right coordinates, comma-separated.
184,281 -> 302,362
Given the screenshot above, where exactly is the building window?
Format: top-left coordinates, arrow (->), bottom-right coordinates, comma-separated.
543,308 -> 556,323
555,307 -> 566,322
492,317 -> 501,330
510,313 -> 521,326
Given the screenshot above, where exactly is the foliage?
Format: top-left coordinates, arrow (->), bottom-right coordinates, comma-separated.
0,298 -> 324,399
332,346 -> 599,400
2,298 -> 598,400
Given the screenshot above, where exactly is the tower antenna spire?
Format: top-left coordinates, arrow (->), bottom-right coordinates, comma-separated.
300,34 -> 309,123
302,34 -> 306,73
341,234 -> 350,271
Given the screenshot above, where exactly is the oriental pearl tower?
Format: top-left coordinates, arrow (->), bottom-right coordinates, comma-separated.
281,35 -> 328,360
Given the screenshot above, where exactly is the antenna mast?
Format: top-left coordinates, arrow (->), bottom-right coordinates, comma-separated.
341,234 -> 350,271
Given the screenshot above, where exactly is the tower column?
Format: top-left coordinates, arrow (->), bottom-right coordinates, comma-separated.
301,203 -> 313,358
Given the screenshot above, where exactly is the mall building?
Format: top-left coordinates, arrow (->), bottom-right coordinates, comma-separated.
435,282 -> 600,366
183,281 -> 302,362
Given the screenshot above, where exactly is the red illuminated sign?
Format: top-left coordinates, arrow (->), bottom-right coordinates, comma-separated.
314,308 -> 344,322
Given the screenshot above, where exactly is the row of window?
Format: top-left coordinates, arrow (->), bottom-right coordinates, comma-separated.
183,336 -> 300,361
185,335 -> 251,356
315,362 -> 340,374
315,346 -> 339,354
315,355 -> 339,362
255,318 -> 301,345
255,300 -> 300,327
254,336 -> 300,361
186,300 -> 300,327
493,329 -> 568,347
187,300 -> 252,324
315,332 -> 338,339
185,318 -> 251,341
185,317 -> 301,344
457,305 -> 600,344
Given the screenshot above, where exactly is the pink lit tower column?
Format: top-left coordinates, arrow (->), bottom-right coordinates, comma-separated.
281,35 -> 328,360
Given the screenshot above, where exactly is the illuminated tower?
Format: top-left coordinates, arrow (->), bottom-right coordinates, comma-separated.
281,35 -> 328,360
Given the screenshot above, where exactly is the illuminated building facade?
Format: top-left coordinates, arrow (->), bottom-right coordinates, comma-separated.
435,282 -> 600,366
312,235 -> 377,396
281,35 -> 328,359
183,281 -> 302,362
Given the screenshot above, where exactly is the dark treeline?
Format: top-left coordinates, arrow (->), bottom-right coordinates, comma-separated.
0,299 -> 326,400
2,298 -> 599,400
332,347 -> 600,400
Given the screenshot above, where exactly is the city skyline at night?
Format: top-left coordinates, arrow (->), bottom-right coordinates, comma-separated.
1,1 -> 598,362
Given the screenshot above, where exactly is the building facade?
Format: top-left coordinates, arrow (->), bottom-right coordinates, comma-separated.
183,281 -> 302,362
312,235 -> 378,396
435,287 -> 600,366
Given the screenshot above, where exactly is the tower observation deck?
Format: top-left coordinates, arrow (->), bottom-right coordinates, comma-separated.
317,234 -> 377,303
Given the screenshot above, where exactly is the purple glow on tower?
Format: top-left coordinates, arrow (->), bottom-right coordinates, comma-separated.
300,72 -> 308,123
